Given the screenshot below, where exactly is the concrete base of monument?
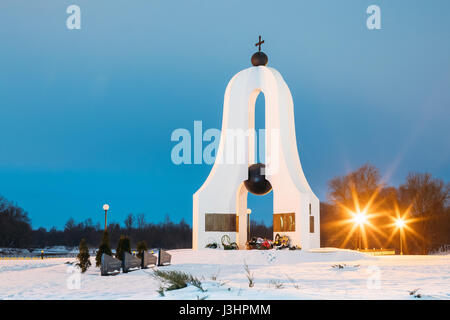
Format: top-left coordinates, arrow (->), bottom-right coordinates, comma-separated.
0,248 -> 449,299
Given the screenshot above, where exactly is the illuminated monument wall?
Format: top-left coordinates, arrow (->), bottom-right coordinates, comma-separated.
193,39 -> 320,250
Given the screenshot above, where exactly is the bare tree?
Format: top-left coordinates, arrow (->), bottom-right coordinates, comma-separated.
0,195 -> 32,248
328,163 -> 383,208
64,218 -> 76,231
398,173 -> 449,254
124,213 -> 134,230
326,164 -> 390,249
136,213 -> 146,230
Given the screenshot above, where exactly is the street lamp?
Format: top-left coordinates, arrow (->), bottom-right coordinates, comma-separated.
353,211 -> 367,250
247,209 -> 251,241
103,204 -> 110,231
395,218 -> 405,255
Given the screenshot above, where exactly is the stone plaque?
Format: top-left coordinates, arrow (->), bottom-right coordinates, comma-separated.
122,252 -> 141,273
273,212 -> 295,232
157,249 -> 172,266
142,251 -> 157,269
101,253 -> 122,276
310,216 -> 315,233
205,213 -> 237,232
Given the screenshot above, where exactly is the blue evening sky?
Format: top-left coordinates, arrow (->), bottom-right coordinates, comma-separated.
0,1 -> 449,229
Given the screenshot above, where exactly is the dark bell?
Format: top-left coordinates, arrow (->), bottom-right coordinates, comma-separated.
244,163 -> 272,195
251,52 -> 268,66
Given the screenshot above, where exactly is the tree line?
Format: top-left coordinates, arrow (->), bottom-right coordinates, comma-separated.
0,198 -> 192,250
320,164 -> 449,254
0,192 -> 272,250
1,163 -> 448,254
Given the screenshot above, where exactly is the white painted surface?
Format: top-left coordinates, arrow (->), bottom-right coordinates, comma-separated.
193,66 -> 320,250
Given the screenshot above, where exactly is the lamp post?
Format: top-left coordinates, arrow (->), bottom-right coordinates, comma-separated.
103,204 -> 110,231
247,209 -> 251,241
395,218 -> 405,255
358,227 -> 362,250
353,212 -> 367,250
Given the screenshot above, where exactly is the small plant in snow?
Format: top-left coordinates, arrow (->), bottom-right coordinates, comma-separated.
152,270 -> 206,293
409,288 -> 422,298
136,240 -> 148,260
331,264 -> 360,270
269,279 -> 284,289
211,268 -> 220,281
95,231 -> 112,267
76,238 -> 91,273
243,261 -> 254,287
285,274 -> 299,289
152,270 -> 189,291
115,235 -> 131,261
157,284 -> 165,297
190,276 -> 207,292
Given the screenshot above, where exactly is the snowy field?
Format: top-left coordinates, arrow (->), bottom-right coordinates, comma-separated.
0,248 -> 449,300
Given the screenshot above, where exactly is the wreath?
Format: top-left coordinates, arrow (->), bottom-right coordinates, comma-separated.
246,237 -> 273,250
205,242 -> 218,249
221,235 -> 238,250
274,233 -> 290,249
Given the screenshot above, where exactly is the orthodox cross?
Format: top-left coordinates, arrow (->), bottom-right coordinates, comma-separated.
255,35 -> 264,52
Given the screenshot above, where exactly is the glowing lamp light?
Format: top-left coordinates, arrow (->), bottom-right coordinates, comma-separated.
353,212 -> 367,225
395,218 -> 405,228
103,204 -> 110,211
394,218 -> 406,255
352,211 -> 367,250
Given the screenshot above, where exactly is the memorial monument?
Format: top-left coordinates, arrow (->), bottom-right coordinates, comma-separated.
193,37 -> 320,250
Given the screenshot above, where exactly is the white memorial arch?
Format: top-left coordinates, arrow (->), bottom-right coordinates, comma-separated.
193,38 -> 320,250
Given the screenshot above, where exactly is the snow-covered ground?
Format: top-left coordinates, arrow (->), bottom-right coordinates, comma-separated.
0,248 -> 448,300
